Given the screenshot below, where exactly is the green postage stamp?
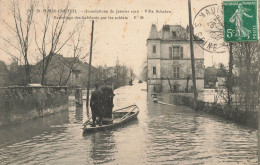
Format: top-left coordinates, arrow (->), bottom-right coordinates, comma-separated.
223,1 -> 258,42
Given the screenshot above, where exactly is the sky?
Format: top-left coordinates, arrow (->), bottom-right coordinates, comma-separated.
0,0 -> 230,75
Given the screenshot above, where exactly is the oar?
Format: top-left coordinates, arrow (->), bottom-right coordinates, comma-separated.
118,105 -> 138,122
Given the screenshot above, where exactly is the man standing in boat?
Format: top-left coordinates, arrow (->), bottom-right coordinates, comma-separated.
90,83 -> 104,127
100,83 -> 115,119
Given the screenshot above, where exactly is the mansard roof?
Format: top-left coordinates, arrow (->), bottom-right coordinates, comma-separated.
148,24 -> 203,41
159,25 -> 188,40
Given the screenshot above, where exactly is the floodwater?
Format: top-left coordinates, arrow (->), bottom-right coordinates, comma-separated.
0,83 -> 257,164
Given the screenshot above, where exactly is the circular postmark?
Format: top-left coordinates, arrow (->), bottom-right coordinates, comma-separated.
193,4 -> 234,53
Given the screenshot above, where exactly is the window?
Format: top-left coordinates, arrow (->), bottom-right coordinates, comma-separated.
180,47 -> 183,58
153,45 -> 156,53
153,67 -> 156,75
169,46 -> 183,59
172,47 -> 180,59
169,47 -> 172,59
173,67 -> 180,78
172,31 -> 176,38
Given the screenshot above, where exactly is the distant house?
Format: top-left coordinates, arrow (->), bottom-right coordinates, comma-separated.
147,24 -> 204,93
204,66 -> 218,88
31,54 -> 97,87
216,77 -> 225,89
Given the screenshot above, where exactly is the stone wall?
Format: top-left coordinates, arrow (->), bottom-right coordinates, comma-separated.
0,86 -> 68,127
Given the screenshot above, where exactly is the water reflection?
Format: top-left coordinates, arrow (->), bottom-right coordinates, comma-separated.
75,106 -> 83,123
89,132 -> 116,164
0,110 -> 69,148
0,82 -> 257,164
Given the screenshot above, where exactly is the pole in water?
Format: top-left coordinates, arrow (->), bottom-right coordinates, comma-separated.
188,0 -> 197,110
86,20 -> 94,115
257,1 -> 260,161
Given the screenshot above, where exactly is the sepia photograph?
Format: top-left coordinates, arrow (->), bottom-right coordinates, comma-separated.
0,0 -> 259,164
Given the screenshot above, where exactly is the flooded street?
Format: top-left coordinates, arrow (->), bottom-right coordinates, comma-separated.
0,83 -> 257,164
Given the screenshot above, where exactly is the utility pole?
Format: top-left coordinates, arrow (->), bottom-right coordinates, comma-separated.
258,38 -> 260,165
257,0 -> 260,163
86,20 -> 94,115
188,0 -> 197,110
227,42 -> 233,106
258,36 -> 260,165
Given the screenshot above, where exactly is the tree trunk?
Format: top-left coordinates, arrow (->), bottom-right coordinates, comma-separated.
41,71 -> 47,85
24,64 -> 31,84
167,77 -> 172,92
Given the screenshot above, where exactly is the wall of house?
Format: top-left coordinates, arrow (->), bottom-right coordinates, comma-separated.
147,40 -> 161,59
148,59 -> 161,78
160,42 -> 204,59
147,40 -> 162,93
161,60 -> 204,78
161,79 -> 204,92
147,27 -> 205,93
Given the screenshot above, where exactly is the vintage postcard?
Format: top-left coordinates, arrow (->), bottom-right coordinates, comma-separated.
0,0 -> 259,164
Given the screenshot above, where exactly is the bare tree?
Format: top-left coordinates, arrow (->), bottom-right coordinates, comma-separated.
63,21 -> 89,85
1,0 -> 37,84
206,8 -> 258,107
182,66 -> 191,93
218,63 -> 233,105
34,2 -> 77,85
233,42 -> 258,110
161,67 -> 173,93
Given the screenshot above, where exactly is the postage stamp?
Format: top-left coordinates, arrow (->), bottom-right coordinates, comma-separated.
223,1 -> 258,42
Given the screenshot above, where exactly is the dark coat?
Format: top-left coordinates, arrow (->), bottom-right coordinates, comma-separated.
100,86 -> 114,107
90,89 -> 104,117
100,86 -> 114,118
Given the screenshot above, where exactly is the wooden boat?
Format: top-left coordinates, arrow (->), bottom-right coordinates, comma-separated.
82,104 -> 140,133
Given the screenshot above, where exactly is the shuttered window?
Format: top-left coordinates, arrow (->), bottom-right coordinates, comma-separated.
169,47 -> 172,59
169,46 -> 183,59
180,47 -> 183,58
173,67 -> 180,78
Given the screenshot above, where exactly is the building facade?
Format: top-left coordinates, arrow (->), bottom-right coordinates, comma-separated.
147,24 -> 204,93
